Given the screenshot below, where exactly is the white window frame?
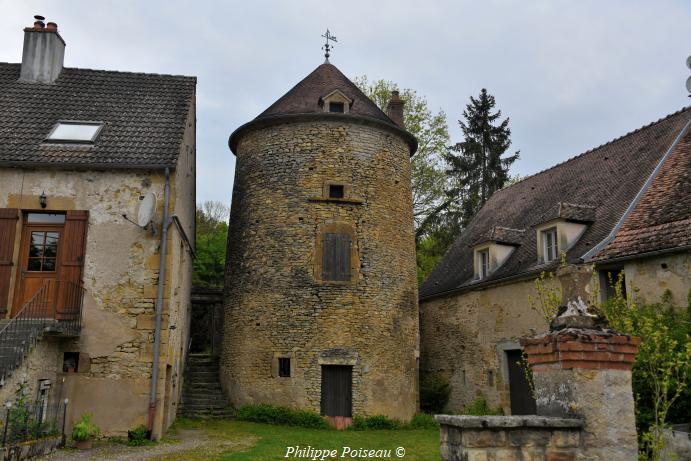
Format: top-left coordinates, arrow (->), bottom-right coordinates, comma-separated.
543,227 -> 558,262
479,249 -> 490,279
45,120 -> 103,144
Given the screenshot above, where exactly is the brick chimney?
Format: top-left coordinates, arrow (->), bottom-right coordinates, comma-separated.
20,15 -> 65,83
386,90 -> 405,129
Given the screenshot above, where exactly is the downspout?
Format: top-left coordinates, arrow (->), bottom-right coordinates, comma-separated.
148,167 -> 171,435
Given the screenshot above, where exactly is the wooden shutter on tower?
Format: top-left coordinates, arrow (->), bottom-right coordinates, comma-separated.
322,233 -> 351,281
56,210 -> 88,319
0,209 -> 19,315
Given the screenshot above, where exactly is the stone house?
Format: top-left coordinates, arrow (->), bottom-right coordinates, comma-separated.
222,60 -> 419,425
419,107 -> 690,415
0,18 -> 196,439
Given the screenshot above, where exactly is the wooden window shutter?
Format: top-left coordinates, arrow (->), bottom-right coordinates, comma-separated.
322,233 -> 351,281
56,211 -> 88,319
0,209 -> 19,315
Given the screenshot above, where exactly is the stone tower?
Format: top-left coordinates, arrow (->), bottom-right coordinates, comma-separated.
222,61 -> 419,423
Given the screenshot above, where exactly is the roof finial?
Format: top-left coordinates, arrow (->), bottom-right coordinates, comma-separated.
321,29 -> 337,63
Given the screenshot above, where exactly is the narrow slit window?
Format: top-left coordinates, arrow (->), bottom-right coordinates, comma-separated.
46,121 -> 103,143
278,357 -> 291,377
329,184 -> 344,199
543,227 -> 558,262
329,102 -> 345,113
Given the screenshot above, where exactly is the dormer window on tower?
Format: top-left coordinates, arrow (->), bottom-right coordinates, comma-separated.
320,90 -> 352,114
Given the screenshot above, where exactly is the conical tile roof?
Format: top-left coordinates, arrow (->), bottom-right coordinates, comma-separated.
229,62 -> 417,154
257,63 -> 392,122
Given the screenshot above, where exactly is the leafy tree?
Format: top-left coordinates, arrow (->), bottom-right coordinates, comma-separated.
353,76 -> 449,236
193,201 -> 229,288
442,88 -> 519,236
600,280 -> 691,461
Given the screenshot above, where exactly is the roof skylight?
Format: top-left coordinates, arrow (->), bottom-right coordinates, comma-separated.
45,121 -> 103,143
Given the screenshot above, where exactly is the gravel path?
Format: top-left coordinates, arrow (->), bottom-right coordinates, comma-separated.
36,428 -> 254,461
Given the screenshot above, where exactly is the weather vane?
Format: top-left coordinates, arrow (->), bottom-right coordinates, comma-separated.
322,29 -> 337,63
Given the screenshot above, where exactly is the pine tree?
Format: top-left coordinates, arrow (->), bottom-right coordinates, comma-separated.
443,88 -> 519,231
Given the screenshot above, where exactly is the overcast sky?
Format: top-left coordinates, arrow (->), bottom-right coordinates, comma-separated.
2,1 -> 689,209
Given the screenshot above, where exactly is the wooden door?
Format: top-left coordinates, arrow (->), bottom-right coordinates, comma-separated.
321,365 -> 352,428
12,213 -> 66,317
506,349 -> 537,415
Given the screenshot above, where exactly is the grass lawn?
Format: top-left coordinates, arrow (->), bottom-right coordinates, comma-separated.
165,418 -> 441,461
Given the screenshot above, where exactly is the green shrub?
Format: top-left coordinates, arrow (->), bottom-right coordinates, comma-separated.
71,413 -> 100,442
349,415 -> 401,430
127,424 -> 151,446
236,404 -> 329,429
408,412 -> 439,429
420,373 -> 451,414
463,395 -> 503,416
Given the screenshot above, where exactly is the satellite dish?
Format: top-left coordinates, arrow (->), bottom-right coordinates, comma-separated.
137,192 -> 157,227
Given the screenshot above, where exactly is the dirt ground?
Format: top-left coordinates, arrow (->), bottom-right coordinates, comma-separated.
36,428 -> 255,461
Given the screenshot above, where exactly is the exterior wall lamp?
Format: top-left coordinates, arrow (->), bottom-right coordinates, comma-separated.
39,191 -> 47,208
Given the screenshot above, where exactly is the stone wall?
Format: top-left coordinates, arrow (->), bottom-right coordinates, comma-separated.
437,415 -> 583,461
621,252 -> 690,308
222,119 -> 419,420
420,265 -> 591,413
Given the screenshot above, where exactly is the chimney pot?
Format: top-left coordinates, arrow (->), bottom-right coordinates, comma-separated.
33,20 -> 45,29
386,90 -> 405,129
46,22 -> 58,31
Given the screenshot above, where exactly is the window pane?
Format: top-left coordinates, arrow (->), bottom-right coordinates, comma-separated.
29,232 -> 45,257
42,258 -> 56,272
47,122 -> 101,142
27,258 -> 42,271
43,245 -> 57,258
27,213 -> 66,224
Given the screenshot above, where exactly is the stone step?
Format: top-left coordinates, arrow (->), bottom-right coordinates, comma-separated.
183,395 -> 229,403
183,383 -> 223,393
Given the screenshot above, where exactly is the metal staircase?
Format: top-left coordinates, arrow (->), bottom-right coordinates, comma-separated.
0,280 -> 84,384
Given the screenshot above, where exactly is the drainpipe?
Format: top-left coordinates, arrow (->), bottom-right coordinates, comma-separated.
148,168 -> 171,436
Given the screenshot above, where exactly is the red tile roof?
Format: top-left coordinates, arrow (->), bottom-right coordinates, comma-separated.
592,124 -> 691,262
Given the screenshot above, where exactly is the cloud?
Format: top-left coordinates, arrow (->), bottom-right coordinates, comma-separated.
1,0 -> 688,202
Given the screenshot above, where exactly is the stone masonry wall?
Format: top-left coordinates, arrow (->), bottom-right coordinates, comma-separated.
222,119 -> 419,420
623,252 -> 691,308
420,265 -> 592,414
437,415 -> 583,461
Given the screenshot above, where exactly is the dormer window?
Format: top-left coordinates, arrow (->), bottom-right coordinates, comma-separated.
542,227 -> 558,262
320,90 -> 352,114
535,202 -> 594,264
45,121 -> 103,143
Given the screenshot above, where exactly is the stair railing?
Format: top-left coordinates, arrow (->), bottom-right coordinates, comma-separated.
0,280 -> 85,383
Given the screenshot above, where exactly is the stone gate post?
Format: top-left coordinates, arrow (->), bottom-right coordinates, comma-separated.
521,298 -> 641,461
